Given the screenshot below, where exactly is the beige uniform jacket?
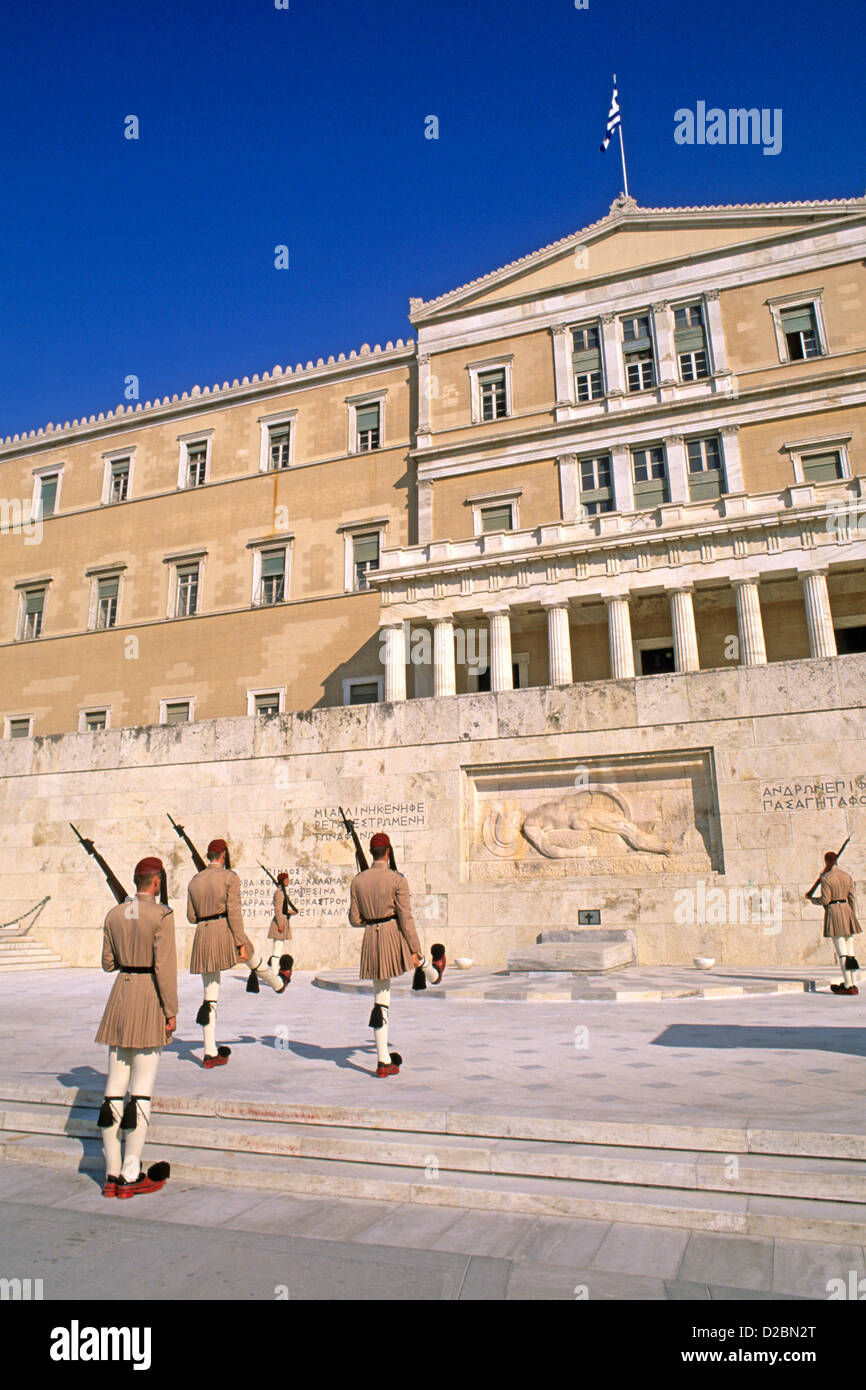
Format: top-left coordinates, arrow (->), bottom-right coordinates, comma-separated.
819,866 -> 862,938
269,886 -> 294,941
350,860 -> 421,980
95,894 -> 178,1048
187,863 -> 253,974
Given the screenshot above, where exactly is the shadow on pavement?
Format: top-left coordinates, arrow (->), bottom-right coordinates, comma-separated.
653,1024 -> 866,1056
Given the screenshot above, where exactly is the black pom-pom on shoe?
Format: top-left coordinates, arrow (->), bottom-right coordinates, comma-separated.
279,955 -> 294,972
147,1161 -> 171,1183
389,1052 -> 403,1068
246,971 -> 260,993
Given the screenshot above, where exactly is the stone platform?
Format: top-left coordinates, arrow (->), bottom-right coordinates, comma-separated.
313,964 -> 827,1002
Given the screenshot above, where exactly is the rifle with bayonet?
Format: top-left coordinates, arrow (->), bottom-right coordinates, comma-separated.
806,835 -> 852,901
338,808 -> 399,872
258,862 -> 299,915
167,814 -> 207,872
70,823 -> 129,904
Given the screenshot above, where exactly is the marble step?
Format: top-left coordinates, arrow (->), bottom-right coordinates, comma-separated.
3,1128 -> 866,1244
4,1099 -> 866,1205
1,1078 -> 865,1160
0,940 -> 63,971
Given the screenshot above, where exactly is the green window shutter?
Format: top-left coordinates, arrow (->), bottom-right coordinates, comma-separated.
25,590 -> 44,613
674,326 -> 706,352
353,533 -> 379,563
98,576 -> 119,600
688,473 -> 722,502
481,504 -> 513,532
633,478 -> 669,510
780,306 -> 814,334
356,404 -> 379,432
261,549 -> 285,576
572,345 -> 602,372
802,452 -> 842,483
165,703 -> 190,726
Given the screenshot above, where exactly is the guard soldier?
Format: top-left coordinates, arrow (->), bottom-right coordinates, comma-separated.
266,871 -> 297,984
95,856 -> 176,1198
188,838 -> 286,1068
808,850 -> 862,995
349,831 -> 445,1077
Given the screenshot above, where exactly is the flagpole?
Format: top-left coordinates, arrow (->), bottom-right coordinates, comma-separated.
614,73 -> 629,197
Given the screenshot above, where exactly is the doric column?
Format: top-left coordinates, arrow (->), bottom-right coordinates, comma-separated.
551,325 -> 574,406
719,425 -> 744,493
605,595 -> 635,678
382,622 -> 407,701
652,301 -> 677,385
600,313 -> 626,398
669,585 -> 700,672
665,434 -> 689,504
487,608 -> 514,691
800,569 -> 837,658
433,617 -> 456,697
610,443 -> 634,513
732,575 -> 767,666
704,289 -> 730,375
544,603 -> 573,686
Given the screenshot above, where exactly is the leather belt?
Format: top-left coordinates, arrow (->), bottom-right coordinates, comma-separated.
196,912 -> 228,922
363,915 -> 397,926
828,900 -> 848,905
118,965 -> 154,974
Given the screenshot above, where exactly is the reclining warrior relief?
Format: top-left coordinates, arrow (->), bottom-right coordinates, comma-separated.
482,785 -> 698,860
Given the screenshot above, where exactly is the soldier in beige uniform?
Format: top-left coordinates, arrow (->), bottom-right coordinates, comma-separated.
266,871 -> 297,982
188,838 -> 286,1068
95,856 -> 177,1198
349,831 -> 443,1077
807,850 -> 862,995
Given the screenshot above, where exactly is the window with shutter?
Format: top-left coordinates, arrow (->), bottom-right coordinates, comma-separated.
259,548 -> 286,605
480,504 -> 514,533
356,404 -> 380,451
9,718 -> 32,739
84,709 -> 108,731
352,532 -> 380,590
96,575 -> 119,629
21,589 -> 45,640
780,305 -> 821,361
348,681 -> 380,705
254,692 -> 281,716
674,304 -> 710,381
186,445 -> 208,487
479,371 -> 507,420
109,460 -> 130,503
268,424 -> 291,470
632,447 -> 668,509
687,437 -> 723,501
164,702 -> 191,726
802,451 -> 843,483
572,324 -> 604,400
175,565 -> 199,617
621,315 -> 655,392
579,455 -> 614,515
37,475 -> 59,517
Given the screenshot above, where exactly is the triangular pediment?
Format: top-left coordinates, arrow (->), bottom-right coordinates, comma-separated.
409,197 -> 865,323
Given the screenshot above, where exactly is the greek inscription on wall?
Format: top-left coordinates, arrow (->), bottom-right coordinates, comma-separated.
308,804 -> 427,844
240,868 -> 351,921
760,777 -> 866,811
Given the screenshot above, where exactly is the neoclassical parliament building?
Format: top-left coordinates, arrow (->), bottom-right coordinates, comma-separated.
3,193 -> 866,738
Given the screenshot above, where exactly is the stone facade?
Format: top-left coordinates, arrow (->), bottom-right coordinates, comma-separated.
2,654 -> 863,971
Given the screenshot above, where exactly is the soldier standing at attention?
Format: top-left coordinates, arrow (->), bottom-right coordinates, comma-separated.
807,849 -> 862,995
95,856 -> 176,1199
349,832 -> 444,1077
188,838 -> 286,1068
266,871 -> 296,984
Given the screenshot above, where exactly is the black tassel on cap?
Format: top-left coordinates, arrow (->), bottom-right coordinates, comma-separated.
120,1098 -> 138,1131
369,1003 -> 387,1029
412,967 -> 427,991
97,1098 -> 120,1128
246,971 -> 260,993
195,1000 -> 213,1026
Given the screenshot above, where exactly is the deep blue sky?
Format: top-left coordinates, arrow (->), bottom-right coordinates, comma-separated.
1,0 -> 863,437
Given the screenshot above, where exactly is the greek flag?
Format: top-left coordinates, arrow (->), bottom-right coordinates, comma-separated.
600,81 -> 621,153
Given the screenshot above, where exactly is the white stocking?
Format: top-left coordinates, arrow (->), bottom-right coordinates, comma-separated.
201,973 -> 220,1055
248,945 -> 281,992
419,955 -> 439,985
120,1048 -> 162,1182
373,979 -> 391,1064
834,936 -> 857,986
101,1047 -> 131,1176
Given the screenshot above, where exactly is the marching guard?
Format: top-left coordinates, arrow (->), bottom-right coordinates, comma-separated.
349,831 -> 445,1077
807,849 -> 862,995
188,838 -> 287,1068
95,856 -> 176,1198
266,871 -> 297,983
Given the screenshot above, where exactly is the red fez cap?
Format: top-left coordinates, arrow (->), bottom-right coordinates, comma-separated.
207,839 -> 228,856
277,871 -> 289,883
135,856 -> 163,877
370,832 -> 391,851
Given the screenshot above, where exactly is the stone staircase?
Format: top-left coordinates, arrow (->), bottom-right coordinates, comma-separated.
507,929 -> 636,974
0,937 -> 64,972
1,1080 -> 865,1243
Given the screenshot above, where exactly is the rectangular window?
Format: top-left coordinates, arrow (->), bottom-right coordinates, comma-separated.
259,548 -> 286,605
185,444 -> 208,487
352,532 -> 380,590
356,403 -> 380,452
36,474 -> 59,517
175,564 -> 199,617
267,424 -> 291,471
780,304 -> 822,361
83,709 -> 108,732
108,459 -> 130,503
572,324 -> 604,401
801,450 -> 843,484
579,455 -> 614,515
480,503 -> 514,533
95,575 -> 119,630
254,692 -> 281,716
20,588 -> 45,640
632,446 -> 669,509
163,701 -> 191,725
9,718 -> 32,739
621,315 -> 655,393
348,681 -> 380,705
686,437 -> 723,501
479,369 -> 508,421
674,304 -> 710,382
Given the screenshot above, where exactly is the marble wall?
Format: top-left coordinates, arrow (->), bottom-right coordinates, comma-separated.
1,652 -> 864,971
